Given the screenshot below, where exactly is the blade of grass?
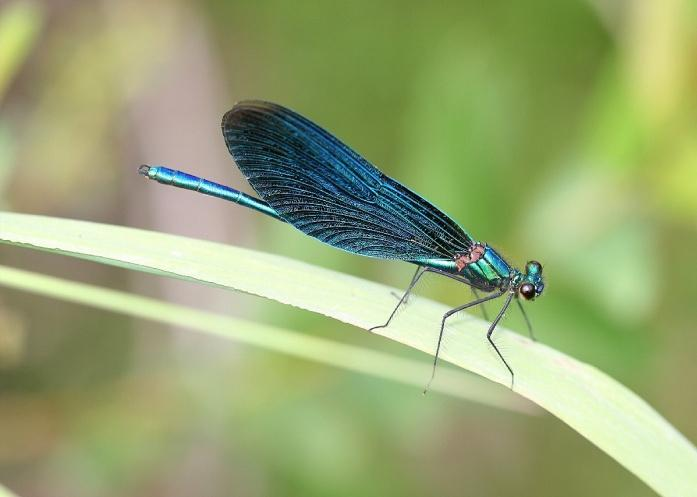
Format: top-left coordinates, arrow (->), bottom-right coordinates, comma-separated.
0,264 -> 529,411
1,212 -> 696,497
0,484 -> 19,497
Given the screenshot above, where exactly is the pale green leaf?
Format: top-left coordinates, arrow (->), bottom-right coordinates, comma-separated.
0,264 -> 528,412
1,212 -> 696,497
0,482 -> 20,497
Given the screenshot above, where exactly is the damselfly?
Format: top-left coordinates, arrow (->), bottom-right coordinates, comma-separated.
139,101 -> 545,389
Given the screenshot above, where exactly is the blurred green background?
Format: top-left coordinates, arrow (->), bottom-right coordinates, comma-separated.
1,0 -> 696,496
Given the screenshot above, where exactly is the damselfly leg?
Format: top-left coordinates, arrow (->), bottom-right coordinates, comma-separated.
471,288 -> 490,320
516,298 -> 536,341
487,292 -> 516,388
423,290 -> 506,393
390,269 -> 489,323
390,265 -> 422,303
370,266 -> 427,332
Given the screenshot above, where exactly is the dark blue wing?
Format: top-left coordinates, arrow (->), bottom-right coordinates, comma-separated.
222,101 -> 474,261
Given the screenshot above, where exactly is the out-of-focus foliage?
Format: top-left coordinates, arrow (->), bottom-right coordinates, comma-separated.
0,0 -> 695,496
0,0 -> 42,202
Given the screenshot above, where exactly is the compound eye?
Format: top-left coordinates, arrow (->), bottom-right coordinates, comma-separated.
527,261 -> 542,275
520,283 -> 535,300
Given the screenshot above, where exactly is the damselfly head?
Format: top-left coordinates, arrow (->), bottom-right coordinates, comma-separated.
519,260 -> 544,300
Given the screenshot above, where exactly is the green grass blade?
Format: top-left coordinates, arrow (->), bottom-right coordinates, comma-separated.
0,483 -> 19,497
0,264 -> 529,412
1,212 -> 696,497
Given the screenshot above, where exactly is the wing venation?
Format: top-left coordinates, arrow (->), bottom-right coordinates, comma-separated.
222,101 -> 474,261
